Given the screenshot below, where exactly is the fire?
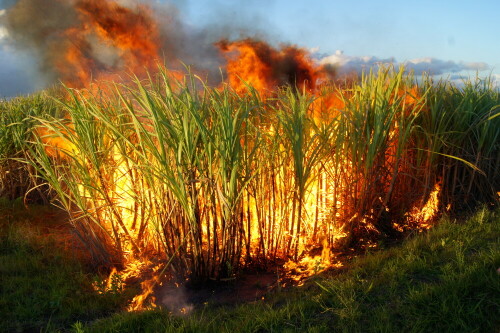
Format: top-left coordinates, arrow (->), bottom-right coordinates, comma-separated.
217,38 -> 335,95
30,0 -> 161,88
35,84 -> 442,310
282,236 -> 343,286
74,0 -> 160,73
14,0 -> 449,311
35,125 -> 76,159
93,258 -> 164,311
311,89 -> 346,123
408,181 -> 442,229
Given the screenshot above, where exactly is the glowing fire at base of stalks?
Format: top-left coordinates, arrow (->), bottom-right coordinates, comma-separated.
93,258 -> 165,311
414,181 -> 441,228
402,181 -> 442,231
283,238 -> 343,286
283,258 -> 344,287
126,261 -> 163,312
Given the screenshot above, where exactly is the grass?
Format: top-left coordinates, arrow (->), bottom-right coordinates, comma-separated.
1,199 -> 498,332
0,200 -> 132,332
0,92 -> 61,202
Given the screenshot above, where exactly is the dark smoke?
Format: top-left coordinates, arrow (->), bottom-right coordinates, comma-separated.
218,38 -> 321,88
149,2 -> 226,84
0,0 -> 230,92
0,0 -> 286,96
1,0 -> 79,84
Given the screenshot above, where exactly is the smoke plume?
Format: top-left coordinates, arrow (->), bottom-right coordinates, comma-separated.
0,0 -> 227,89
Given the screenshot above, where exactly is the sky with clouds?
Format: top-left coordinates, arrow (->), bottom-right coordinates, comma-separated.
0,0 -> 499,97
175,0 -> 499,74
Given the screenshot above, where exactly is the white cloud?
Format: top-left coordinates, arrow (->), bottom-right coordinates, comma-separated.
318,50 -> 490,76
441,73 -> 500,89
404,57 -> 489,75
308,46 -> 320,54
0,9 -> 7,40
0,27 -> 8,40
319,50 -> 395,73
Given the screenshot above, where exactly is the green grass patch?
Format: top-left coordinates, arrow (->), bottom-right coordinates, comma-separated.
0,201 -> 131,332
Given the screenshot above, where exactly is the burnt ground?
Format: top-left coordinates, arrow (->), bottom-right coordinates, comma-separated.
155,270 -> 280,314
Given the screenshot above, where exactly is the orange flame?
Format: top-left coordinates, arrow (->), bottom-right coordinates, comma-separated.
399,181 -> 442,232
35,125 -> 76,159
52,0 -> 161,88
413,181 -> 441,228
217,38 -> 335,95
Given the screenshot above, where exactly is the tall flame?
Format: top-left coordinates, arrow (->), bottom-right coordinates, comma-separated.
217,38 -> 335,95
63,0 -> 161,87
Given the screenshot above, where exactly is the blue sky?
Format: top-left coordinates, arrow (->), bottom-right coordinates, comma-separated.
173,0 -> 499,72
1,0 -> 498,97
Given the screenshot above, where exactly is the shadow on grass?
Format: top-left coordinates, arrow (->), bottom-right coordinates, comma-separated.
0,200 -> 132,332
